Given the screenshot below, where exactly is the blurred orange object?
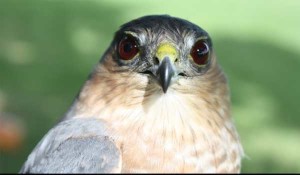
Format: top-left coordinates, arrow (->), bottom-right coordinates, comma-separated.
0,115 -> 24,152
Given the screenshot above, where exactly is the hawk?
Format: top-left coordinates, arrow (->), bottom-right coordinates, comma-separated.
20,15 -> 244,173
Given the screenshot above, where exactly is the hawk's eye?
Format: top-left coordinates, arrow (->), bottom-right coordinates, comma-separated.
190,40 -> 209,65
118,35 -> 139,60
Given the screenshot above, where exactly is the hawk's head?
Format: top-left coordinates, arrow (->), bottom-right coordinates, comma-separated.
67,15 -> 229,122
94,15 -> 225,95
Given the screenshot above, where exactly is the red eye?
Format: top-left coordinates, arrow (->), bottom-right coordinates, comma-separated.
118,35 -> 139,60
190,40 -> 209,65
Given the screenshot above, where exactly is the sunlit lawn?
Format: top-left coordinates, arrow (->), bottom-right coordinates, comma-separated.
0,0 -> 300,173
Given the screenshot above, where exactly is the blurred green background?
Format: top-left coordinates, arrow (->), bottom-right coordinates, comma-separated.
0,0 -> 300,173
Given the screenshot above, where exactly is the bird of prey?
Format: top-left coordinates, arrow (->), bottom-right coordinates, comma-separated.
20,15 -> 244,173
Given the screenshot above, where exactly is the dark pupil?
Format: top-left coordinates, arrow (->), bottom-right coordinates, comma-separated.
124,42 -> 133,53
196,45 -> 207,57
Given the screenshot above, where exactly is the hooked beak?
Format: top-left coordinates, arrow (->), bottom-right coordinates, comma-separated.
155,43 -> 178,93
157,57 -> 175,93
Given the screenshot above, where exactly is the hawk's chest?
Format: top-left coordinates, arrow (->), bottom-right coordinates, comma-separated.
105,91 -> 240,173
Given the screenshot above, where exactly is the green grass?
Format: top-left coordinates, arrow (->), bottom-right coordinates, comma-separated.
0,0 -> 300,173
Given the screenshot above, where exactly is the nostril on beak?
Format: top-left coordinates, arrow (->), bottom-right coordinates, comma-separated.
153,57 -> 160,65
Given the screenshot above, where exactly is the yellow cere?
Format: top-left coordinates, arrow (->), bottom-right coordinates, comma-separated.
155,43 -> 178,63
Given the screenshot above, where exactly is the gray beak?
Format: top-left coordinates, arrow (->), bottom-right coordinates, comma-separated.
156,57 -> 175,93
